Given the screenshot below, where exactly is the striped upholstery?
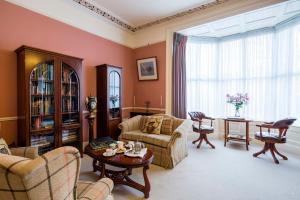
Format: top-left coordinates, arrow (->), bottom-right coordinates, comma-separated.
10,147 -> 38,159
120,130 -> 174,148
0,146 -> 114,200
119,114 -> 190,169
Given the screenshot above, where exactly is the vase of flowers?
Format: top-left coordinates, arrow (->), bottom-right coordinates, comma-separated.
226,93 -> 249,117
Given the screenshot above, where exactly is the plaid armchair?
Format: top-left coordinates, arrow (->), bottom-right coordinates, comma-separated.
0,146 -> 113,200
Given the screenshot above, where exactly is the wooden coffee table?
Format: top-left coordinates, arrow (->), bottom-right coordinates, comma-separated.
85,146 -> 154,198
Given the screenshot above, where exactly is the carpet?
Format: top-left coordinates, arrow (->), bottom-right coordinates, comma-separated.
80,137 -> 300,200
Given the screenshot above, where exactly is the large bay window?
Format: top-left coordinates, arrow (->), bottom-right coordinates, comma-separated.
186,19 -> 300,125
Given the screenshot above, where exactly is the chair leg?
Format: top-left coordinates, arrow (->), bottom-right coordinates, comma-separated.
253,143 -> 269,157
203,135 -> 215,149
192,135 -> 201,144
273,145 -> 288,160
269,145 -> 279,164
197,138 -> 204,149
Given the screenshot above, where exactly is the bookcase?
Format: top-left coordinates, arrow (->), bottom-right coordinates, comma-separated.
96,64 -> 122,140
15,46 -> 83,155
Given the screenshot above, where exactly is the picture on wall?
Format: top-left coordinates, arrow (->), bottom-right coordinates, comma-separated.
137,57 -> 158,80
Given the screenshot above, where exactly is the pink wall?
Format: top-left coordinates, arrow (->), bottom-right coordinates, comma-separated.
0,1 -> 167,145
133,42 -> 166,111
0,1 -> 136,144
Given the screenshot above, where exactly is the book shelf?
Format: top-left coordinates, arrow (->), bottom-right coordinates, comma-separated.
15,46 -> 83,155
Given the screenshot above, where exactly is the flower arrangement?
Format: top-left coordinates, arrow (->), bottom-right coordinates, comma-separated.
226,93 -> 249,117
109,95 -> 119,108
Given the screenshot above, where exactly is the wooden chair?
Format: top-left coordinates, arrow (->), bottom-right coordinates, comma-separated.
253,118 -> 296,164
188,112 -> 215,149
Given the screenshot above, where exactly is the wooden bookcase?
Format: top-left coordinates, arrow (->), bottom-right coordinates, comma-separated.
15,46 -> 83,155
96,64 -> 122,140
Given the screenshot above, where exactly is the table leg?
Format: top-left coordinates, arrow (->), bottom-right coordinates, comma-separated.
246,122 -> 249,151
92,159 -> 97,172
143,165 -> 151,198
224,120 -> 227,147
99,162 -> 105,178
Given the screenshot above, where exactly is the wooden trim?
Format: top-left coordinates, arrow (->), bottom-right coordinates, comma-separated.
0,116 -> 19,122
122,107 -> 166,111
15,46 -> 83,61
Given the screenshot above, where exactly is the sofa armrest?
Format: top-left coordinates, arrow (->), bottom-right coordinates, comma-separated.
10,146 -> 39,159
173,119 -> 193,138
77,178 -> 114,200
118,115 -> 142,133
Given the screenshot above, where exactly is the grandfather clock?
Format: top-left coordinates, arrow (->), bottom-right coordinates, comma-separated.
96,64 -> 122,140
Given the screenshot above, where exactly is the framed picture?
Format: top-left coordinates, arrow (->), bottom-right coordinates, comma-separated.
137,57 -> 158,81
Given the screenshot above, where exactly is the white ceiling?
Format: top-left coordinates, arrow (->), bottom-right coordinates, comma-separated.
90,0 -> 215,27
180,0 -> 300,37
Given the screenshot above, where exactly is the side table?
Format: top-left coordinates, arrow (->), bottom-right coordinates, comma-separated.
224,118 -> 251,150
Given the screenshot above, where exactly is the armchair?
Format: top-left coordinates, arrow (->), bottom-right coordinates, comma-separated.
188,112 -> 215,149
0,146 -> 113,200
253,118 -> 296,164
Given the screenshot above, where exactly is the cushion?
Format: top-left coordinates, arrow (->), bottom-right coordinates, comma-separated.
121,130 -> 172,148
142,116 -> 164,134
139,115 -> 148,130
0,138 -> 11,155
161,118 -> 174,135
255,132 -> 286,142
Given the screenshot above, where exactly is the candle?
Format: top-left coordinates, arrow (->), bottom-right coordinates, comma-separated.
133,96 -> 136,107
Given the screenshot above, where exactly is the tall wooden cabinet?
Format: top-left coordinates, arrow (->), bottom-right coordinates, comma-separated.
96,64 -> 122,140
15,46 -> 83,155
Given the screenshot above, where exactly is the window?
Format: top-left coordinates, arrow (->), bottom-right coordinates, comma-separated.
186,20 -> 300,125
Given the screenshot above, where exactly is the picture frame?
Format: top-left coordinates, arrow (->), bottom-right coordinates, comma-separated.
137,57 -> 158,81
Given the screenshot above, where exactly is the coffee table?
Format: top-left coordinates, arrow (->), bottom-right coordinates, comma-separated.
85,146 -> 154,198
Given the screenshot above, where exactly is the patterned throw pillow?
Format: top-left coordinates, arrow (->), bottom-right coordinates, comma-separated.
161,118 -> 174,135
142,116 -> 164,134
0,138 -> 11,155
139,116 -> 148,131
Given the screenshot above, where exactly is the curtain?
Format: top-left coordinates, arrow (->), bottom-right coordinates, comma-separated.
172,33 -> 188,118
186,20 -> 300,125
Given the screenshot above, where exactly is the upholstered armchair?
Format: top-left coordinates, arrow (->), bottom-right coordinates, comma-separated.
0,146 -> 113,200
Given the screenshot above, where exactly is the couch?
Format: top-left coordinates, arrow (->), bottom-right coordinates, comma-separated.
118,114 -> 190,169
0,144 -> 113,200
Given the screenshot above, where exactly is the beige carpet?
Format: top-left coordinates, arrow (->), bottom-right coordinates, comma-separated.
80,138 -> 300,200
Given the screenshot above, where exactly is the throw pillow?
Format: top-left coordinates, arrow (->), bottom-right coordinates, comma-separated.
142,116 -> 164,134
139,116 -> 148,131
161,118 -> 174,135
0,138 -> 11,155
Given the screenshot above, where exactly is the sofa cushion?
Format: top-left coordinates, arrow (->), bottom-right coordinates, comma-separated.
161,118 -> 174,135
0,138 -> 11,155
142,116 -> 164,134
121,130 -> 172,148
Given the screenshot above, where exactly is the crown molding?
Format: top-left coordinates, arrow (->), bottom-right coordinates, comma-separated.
73,0 -> 230,32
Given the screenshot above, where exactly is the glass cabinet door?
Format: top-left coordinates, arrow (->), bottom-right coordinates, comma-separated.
30,60 -> 55,154
61,63 -> 80,147
109,70 -> 121,119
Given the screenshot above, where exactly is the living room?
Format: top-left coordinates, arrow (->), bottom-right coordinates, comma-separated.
0,0 -> 300,200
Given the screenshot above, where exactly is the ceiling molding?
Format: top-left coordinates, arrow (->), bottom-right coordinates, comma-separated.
73,0 -> 230,32
73,0 -> 136,31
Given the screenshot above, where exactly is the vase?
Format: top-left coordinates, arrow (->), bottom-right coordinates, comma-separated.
235,108 -> 240,117
85,96 -> 97,114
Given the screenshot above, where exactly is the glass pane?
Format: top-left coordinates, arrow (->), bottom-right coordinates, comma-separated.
31,133 -> 54,155
109,71 -> 120,118
30,61 -> 55,131
62,128 -> 80,149
61,63 -> 79,125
